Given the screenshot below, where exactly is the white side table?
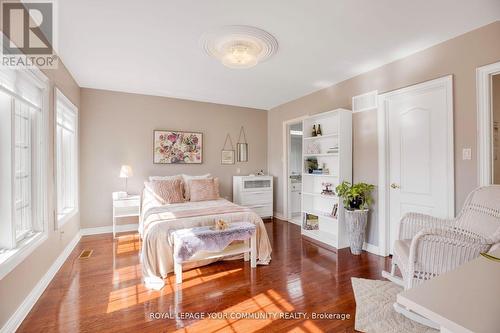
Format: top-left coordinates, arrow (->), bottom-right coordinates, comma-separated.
397,248 -> 500,333
112,193 -> 140,238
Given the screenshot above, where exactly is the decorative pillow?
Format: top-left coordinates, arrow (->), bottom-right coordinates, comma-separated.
189,178 -> 220,202
144,179 -> 184,204
182,173 -> 211,200
149,175 -> 183,182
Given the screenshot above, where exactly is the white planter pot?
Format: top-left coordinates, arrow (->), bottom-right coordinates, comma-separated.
345,209 -> 369,255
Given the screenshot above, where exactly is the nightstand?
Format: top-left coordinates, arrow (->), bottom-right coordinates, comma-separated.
112,193 -> 140,238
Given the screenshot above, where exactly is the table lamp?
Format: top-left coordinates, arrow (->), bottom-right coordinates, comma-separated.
119,165 -> 133,194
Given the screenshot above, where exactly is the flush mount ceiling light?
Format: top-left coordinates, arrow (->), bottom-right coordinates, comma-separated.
201,25 -> 278,69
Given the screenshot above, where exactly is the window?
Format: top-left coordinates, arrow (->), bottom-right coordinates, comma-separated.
14,99 -> 34,241
0,67 -> 48,278
55,89 -> 78,226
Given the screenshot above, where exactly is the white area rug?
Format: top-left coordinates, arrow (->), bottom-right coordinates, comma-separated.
351,278 -> 438,333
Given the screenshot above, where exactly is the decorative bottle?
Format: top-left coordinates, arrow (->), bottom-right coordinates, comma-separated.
312,125 -> 317,137
317,124 -> 322,136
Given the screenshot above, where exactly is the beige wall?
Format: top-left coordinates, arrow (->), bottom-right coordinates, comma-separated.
268,21 -> 500,246
352,110 -> 379,244
494,74 -> 500,184
0,62 -> 81,328
80,88 -> 268,228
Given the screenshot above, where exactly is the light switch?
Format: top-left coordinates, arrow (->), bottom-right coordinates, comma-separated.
462,148 -> 472,160
236,168 -> 241,174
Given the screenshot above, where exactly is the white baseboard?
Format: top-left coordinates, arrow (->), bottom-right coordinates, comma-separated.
273,212 -> 303,226
0,231 -> 81,333
273,212 -> 287,220
81,223 -> 139,236
287,219 -> 301,226
363,242 -> 383,256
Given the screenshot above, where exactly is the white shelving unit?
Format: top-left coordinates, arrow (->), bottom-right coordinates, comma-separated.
301,109 -> 352,249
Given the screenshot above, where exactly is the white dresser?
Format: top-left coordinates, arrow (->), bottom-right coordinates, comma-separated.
233,176 -> 273,218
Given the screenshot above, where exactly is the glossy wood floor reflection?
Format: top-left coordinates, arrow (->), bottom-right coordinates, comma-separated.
18,219 -> 391,333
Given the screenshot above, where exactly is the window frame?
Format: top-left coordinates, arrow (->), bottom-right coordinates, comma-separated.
0,67 -> 49,281
54,88 -> 79,227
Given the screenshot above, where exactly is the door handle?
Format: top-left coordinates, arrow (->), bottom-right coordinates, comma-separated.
390,183 -> 400,189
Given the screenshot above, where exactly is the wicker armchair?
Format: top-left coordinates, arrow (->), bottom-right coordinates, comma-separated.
386,185 -> 500,290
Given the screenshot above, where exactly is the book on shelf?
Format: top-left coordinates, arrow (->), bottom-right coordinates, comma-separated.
331,203 -> 339,218
303,213 -> 319,230
326,147 -> 339,154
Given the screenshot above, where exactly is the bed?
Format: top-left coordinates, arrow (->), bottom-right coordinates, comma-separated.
139,187 -> 272,289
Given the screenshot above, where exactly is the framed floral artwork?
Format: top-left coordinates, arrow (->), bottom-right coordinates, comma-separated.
153,130 -> 203,164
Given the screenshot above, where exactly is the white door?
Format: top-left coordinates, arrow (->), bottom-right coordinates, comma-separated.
382,76 -> 454,253
291,184 -> 301,214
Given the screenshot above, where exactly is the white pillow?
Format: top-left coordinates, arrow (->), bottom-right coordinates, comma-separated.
182,174 -> 211,200
149,175 -> 182,181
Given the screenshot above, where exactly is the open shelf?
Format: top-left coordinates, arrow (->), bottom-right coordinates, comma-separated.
303,153 -> 338,157
188,243 -> 250,262
303,133 -> 339,140
301,229 -> 338,246
302,173 -> 338,178
302,192 -> 338,200
303,208 -> 337,221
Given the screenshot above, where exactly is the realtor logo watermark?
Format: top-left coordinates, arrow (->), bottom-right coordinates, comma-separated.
2,1 -> 58,68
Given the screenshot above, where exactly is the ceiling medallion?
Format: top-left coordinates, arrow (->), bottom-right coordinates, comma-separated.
201,25 -> 279,69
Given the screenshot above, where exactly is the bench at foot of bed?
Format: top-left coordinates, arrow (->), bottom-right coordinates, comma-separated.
171,222 -> 257,284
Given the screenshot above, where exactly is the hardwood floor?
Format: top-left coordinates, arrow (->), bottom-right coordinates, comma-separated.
18,219 -> 391,333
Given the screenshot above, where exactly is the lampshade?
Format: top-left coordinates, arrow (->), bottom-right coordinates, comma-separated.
119,165 -> 133,178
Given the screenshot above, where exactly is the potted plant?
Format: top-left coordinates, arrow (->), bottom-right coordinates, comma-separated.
335,181 -> 375,255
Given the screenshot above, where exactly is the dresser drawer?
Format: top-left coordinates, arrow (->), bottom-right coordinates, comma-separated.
242,178 -> 272,191
247,204 -> 273,218
114,198 -> 140,208
240,191 -> 272,205
113,197 -> 140,217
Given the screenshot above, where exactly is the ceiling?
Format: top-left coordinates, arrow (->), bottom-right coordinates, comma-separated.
58,0 -> 500,110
